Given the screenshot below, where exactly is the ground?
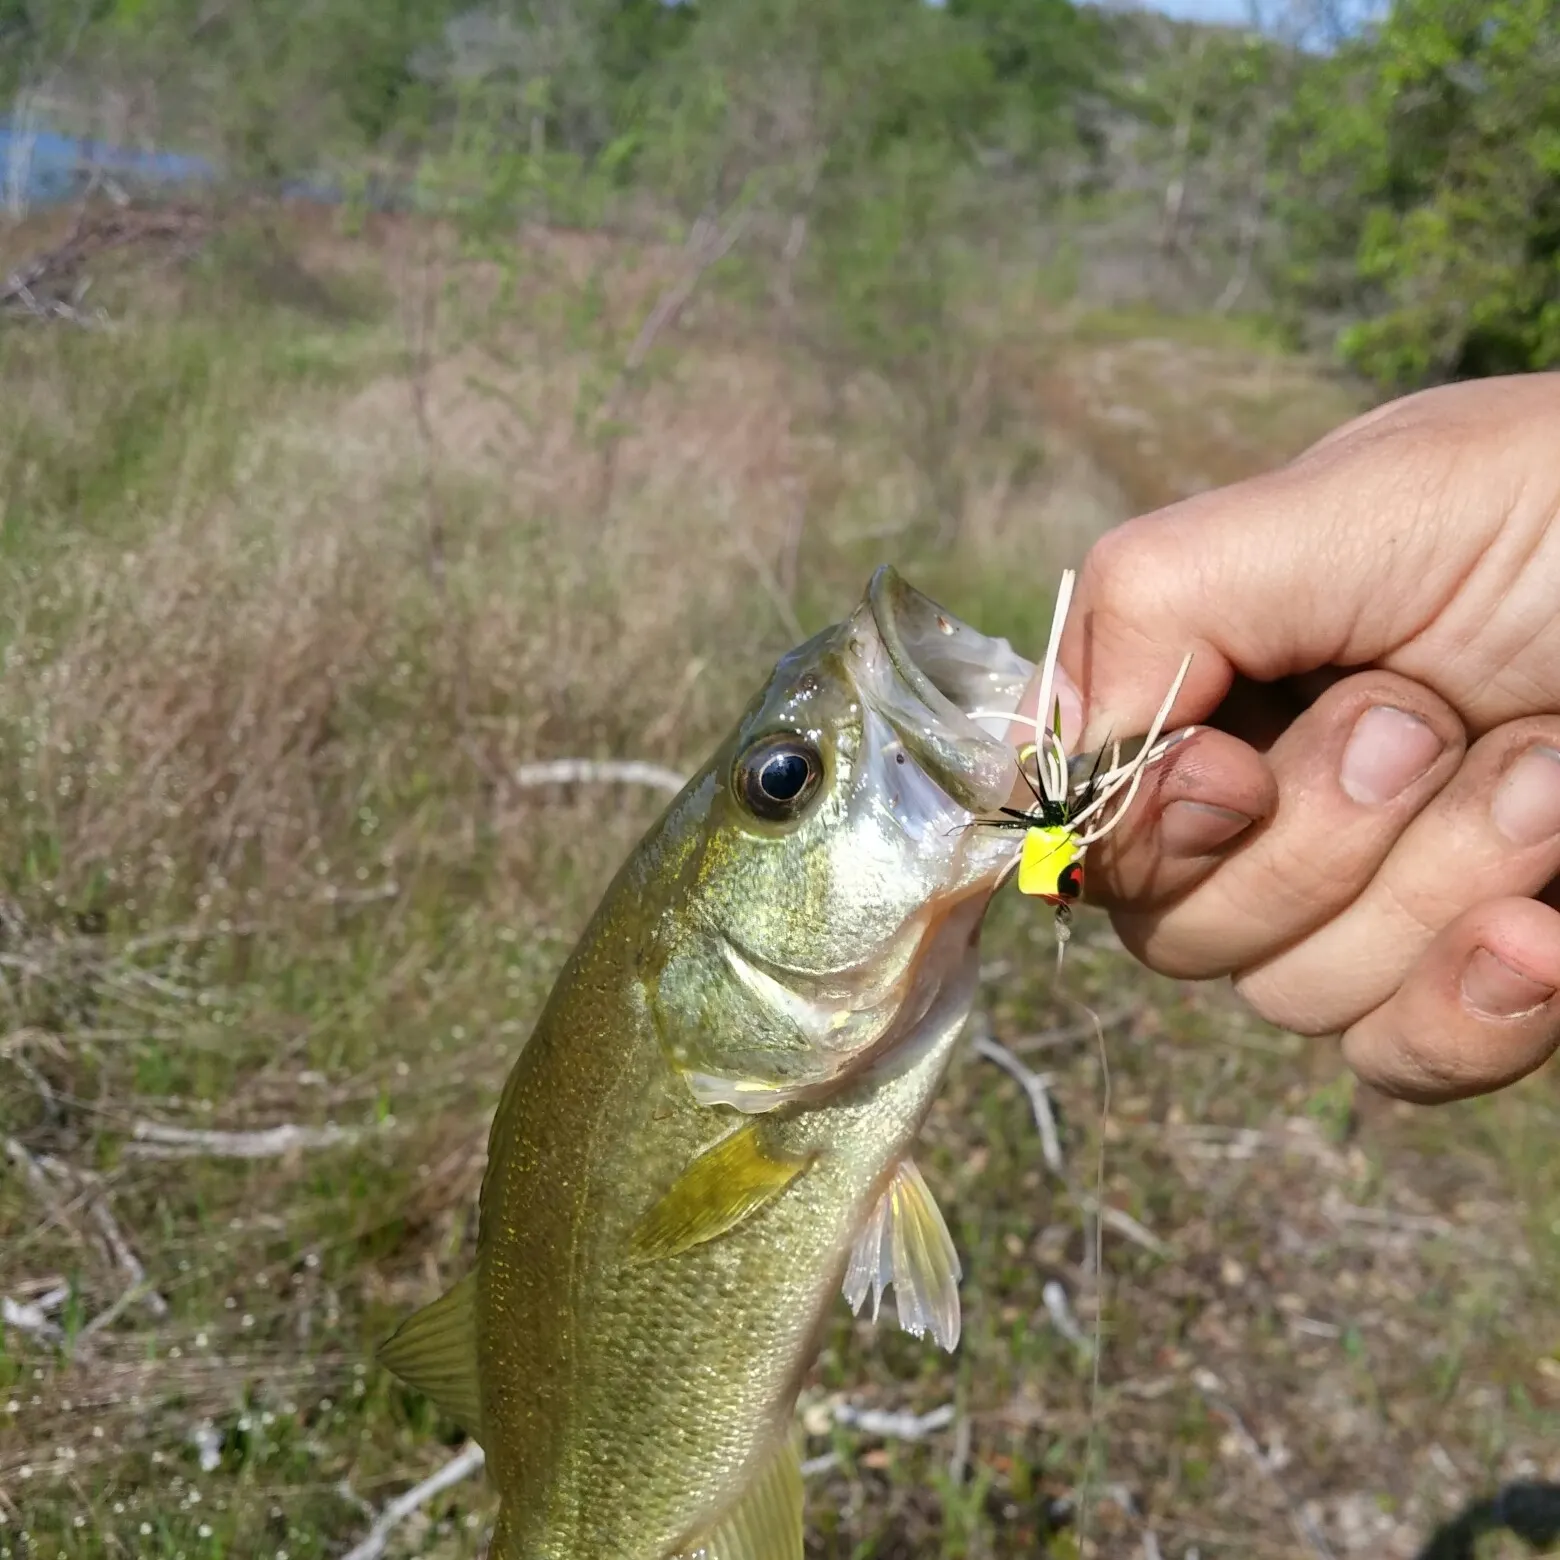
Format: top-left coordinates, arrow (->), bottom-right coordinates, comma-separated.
0,200 -> 1555,1560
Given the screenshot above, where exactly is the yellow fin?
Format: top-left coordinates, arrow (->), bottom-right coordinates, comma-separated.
631,1123 -> 811,1263
842,1157 -> 962,1352
675,1433 -> 804,1560
378,1272 -> 484,1438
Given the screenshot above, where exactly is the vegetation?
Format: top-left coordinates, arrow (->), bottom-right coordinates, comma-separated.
1,2 -> 1557,1557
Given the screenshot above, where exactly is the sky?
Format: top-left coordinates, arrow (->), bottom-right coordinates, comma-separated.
1147,0 -> 1259,18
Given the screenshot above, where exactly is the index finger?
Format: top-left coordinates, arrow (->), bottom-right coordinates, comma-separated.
1062,374 -> 1560,749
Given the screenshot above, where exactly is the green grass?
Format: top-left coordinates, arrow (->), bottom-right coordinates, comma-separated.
0,201 -> 1555,1560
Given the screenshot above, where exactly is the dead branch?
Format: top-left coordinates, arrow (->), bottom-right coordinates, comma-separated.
1083,1199 -> 1172,1260
341,1440 -> 487,1560
590,202 -> 751,515
1043,1279 -> 1094,1356
974,1034 -> 1064,1175
86,1193 -> 168,1318
969,1022 -> 1172,1261
513,759 -> 688,796
831,1402 -> 956,1441
618,206 -> 751,386
7,1136 -> 168,1317
1,204 -> 209,328
732,523 -> 807,645
1009,1004 -> 1136,1054
125,1118 -> 389,1160
1200,1388 -> 1337,1560
1,1289 -> 65,1343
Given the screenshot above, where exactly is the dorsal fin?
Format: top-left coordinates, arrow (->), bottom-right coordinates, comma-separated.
674,1433 -> 803,1560
378,1272 -> 484,1439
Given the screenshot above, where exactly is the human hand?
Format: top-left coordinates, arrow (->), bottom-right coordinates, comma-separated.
1037,372 -> 1560,1104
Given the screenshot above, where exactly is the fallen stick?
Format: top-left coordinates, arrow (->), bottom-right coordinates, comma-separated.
513,759 -> 688,796
1043,1279 -> 1093,1355
2,1288 -> 65,1342
341,1441 -> 487,1560
1201,1389 -> 1336,1560
831,1402 -> 956,1441
974,1033 -> 1065,1175
86,1191 -> 168,1317
1081,1198 -> 1172,1260
125,1118 -> 386,1160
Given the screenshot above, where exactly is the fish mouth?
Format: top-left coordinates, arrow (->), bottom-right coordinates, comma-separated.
864,565 -> 1034,814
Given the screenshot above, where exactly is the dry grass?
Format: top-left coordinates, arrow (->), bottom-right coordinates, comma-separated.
2,201 -> 1554,1560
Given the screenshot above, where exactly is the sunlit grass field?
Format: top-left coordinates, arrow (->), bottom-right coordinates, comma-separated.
2,202 -> 1555,1560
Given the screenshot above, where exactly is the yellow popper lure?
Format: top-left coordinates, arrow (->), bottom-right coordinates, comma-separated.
968,568 -> 1195,933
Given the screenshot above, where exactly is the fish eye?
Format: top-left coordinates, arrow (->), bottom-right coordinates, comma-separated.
1057,861 -> 1084,901
735,736 -> 824,822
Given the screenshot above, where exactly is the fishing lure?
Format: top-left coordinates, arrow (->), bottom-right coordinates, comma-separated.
969,569 -> 1194,939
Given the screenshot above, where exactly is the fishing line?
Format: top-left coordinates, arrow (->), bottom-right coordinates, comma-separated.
972,568 -> 1193,1554
1074,976 -> 1113,1557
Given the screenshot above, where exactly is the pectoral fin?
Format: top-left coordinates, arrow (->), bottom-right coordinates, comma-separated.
631,1123 -> 812,1263
842,1158 -> 962,1352
673,1433 -> 803,1560
378,1271 -> 484,1438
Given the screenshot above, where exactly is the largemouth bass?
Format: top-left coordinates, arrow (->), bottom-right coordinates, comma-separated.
382,566 -> 1042,1560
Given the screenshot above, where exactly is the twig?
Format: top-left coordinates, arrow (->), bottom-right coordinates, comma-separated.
974,1034 -> 1064,1175
1201,1390 -> 1336,1560
77,1278 -> 157,1340
341,1441 -> 486,1560
1323,1196 -> 1456,1239
1081,1199 -> 1172,1261
5,1134 -> 54,1200
948,1412 -> 972,1487
733,524 -> 807,645
5,1135 -> 86,1243
831,1402 -> 956,1441
513,759 -> 688,796
2,1290 -> 65,1343
124,1118 -> 388,1160
86,1185 -> 168,1317
1009,1005 -> 1136,1054
400,228 -> 448,594
1043,1279 -> 1094,1356
616,207 -> 750,387
591,202 -> 752,515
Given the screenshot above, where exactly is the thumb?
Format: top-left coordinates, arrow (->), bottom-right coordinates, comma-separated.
1062,375 -> 1556,746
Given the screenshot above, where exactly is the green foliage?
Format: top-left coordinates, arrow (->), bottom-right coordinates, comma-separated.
1276,0 -> 1560,387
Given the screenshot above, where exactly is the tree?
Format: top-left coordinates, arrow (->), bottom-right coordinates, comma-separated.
1275,0 -> 1560,386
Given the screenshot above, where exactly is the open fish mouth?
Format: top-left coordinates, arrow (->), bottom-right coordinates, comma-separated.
864,565 -> 1035,815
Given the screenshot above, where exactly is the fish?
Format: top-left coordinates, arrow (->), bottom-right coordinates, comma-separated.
380,565 -> 1043,1560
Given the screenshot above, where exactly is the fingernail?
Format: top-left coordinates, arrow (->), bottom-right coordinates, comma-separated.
1339,706 -> 1443,806
1492,745 -> 1560,846
1461,946 -> 1556,1019
1160,800 -> 1254,857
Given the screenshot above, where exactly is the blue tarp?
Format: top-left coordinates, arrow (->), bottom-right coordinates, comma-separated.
0,125 -> 217,207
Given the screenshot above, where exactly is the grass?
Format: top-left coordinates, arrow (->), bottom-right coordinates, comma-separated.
1,198 -> 1556,1560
